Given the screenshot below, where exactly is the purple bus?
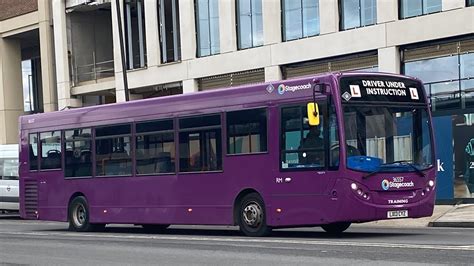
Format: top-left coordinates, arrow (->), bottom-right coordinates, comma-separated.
19,72 -> 436,236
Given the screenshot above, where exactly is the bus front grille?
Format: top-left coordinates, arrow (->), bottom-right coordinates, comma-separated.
24,180 -> 38,219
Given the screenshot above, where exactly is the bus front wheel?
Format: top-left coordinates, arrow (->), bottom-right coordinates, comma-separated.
238,193 -> 271,237
68,196 -> 104,232
321,222 -> 351,234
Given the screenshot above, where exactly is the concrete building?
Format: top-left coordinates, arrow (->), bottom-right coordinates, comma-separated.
0,0 -> 473,200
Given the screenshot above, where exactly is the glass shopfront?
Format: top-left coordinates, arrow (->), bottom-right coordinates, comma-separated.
403,37 -> 474,201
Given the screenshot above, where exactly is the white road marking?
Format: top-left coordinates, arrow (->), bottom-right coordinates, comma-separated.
1,231 -> 473,251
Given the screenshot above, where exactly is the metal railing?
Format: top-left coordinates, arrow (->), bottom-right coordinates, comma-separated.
71,52 -> 114,86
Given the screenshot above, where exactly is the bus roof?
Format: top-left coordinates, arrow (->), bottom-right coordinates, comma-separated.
19,71 -> 419,131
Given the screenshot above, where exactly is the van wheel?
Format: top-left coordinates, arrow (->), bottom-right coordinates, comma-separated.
141,224 -> 170,233
238,193 -> 271,237
321,222 -> 351,234
68,196 -> 104,232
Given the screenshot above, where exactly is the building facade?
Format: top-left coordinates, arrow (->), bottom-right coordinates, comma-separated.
0,0 -> 473,201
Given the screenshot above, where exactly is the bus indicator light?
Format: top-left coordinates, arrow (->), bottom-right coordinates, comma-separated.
188,208 -> 193,212
276,208 -> 282,213
351,183 -> 358,190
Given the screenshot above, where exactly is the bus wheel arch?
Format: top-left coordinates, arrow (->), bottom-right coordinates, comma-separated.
68,193 -> 104,232
234,189 -> 272,237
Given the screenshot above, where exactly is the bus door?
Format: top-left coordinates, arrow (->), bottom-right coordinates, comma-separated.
271,100 -> 339,223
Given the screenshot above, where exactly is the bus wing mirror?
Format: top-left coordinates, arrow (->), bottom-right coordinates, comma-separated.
307,102 -> 320,126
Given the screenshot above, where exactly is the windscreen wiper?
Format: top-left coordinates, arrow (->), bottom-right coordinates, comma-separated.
363,160 -> 425,179
385,160 -> 426,178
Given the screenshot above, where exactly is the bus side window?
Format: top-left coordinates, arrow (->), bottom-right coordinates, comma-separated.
136,119 -> 175,175
179,114 -> 222,172
226,108 -> 267,154
29,133 -> 39,171
64,128 -> 92,178
40,131 -> 62,170
280,103 -> 326,170
95,124 -> 132,176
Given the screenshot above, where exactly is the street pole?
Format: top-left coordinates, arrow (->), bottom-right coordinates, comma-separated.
115,0 -> 130,102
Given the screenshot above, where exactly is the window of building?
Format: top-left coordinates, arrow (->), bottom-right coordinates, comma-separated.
237,0 -> 263,49
400,0 -> 441,19
227,108 -> 267,154
136,119 -> 175,174
40,131 -> 62,170
29,133 -> 38,171
95,124 -> 132,176
340,0 -> 377,30
282,0 -> 320,41
179,114 -> 222,172
124,0 -> 147,69
158,0 -> 181,63
196,0 -> 220,57
469,0 -> 474,6
280,102 -> 327,170
64,128 -> 92,178
22,58 -> 43,113
402,39 -> 474,112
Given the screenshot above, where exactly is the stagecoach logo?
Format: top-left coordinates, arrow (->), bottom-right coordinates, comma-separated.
342,92 -> 352,102
266,84 -> 275,93
277,83 -> 312,95
382,177 -> 415,191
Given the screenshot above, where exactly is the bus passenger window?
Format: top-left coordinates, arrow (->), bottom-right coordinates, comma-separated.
29,133 -> 38,171
40,131 -> 62,170
226,108 -> 267,154
64,128 -> 92,178
95,124 -> 132,176
179,114 -> 222,172
136,119 -> 175,175
280,104 -> 326,170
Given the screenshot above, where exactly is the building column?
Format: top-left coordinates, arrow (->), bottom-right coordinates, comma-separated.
378,47 -> 401,74
0,37 -> 23,144
262,0 -> 281,45
145,0 -> 160,67
219,0 -> 237,53
111,0 -> 127,102
52,0 -> 81,109
183,79 -> 198,93
265,66 -> 282,82
442,0 -> 465,11
319,0 -> 339,35
38,0 -> 57,112
377,0 -> 398,24
178,0 -> 197,61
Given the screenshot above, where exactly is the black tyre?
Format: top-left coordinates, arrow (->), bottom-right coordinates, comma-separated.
321,222 -> 351,234
238,193 -> 272,237
68,196 -> 105,232
141,224 -> 170,233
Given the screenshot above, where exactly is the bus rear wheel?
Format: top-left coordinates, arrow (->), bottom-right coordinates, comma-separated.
238,193 -> 271,237
68,196 -> 104,232
321,222 -> 351,234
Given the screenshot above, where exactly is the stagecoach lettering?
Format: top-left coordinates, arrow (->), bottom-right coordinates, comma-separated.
276,177 -> 283,183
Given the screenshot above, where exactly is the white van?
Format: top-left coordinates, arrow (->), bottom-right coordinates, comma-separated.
0,144 -> 19,212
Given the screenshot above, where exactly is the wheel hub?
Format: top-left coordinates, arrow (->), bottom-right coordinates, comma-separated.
73,203 -> 86,226
243,202 -> 262,228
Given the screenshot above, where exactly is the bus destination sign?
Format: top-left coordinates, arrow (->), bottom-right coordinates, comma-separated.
339,76 -> 425,104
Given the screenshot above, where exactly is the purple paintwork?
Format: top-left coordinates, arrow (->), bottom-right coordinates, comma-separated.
18,72 -> 436,228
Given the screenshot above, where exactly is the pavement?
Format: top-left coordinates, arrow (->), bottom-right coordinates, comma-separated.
357,204 -> 474,228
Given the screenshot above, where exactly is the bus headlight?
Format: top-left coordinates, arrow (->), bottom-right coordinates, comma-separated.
428,180 -> 435,187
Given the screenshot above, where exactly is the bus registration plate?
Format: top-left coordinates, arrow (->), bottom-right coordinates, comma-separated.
387,210 -> 408,219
